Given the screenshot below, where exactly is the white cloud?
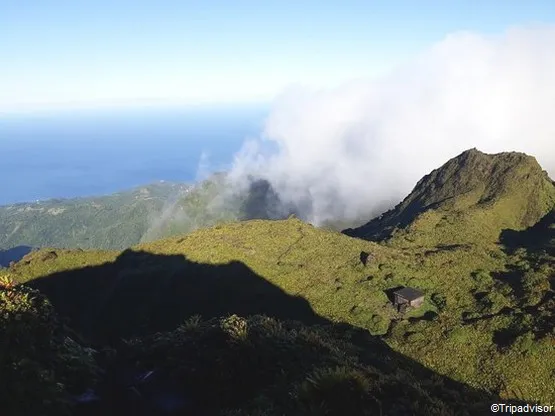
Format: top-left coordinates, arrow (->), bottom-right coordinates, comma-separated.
230,25 -> 555,226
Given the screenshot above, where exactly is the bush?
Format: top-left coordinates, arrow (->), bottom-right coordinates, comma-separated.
521,270 -> 549,300
479,291 -> 509,312
431,293 -> 447,311
221,314 -> 249,341
0,285 -> 100,416
119,315 -> 495,414
406,332 -> 427,343
471,269 -> 492,288
511,332 -> 540,356
366,314 -> 389,335
294,366 -> 378,415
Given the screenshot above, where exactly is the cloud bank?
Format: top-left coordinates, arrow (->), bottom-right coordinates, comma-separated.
229,25 -> 555,226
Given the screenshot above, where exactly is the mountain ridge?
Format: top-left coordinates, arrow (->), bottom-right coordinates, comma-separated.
1,148 -> 555,413
344,148 -> 555,245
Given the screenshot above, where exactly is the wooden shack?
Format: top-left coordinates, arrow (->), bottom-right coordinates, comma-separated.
392,287 -> 425,310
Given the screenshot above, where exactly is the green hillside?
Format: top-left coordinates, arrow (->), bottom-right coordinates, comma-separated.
138,172 -> 243,242
0,281 -> 501,416
344,148 -> 555,247
4,215 -> 554,405
1,148 -> 554,414
0,174 -> 292,255
0,181 -> 190,251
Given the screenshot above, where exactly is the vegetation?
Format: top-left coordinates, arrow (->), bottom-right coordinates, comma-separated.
344,148 -> 555,245
139,173 -> 244,242
0,279 -> 100,416
0,181 -> 190,251
1,148 -> 554,413
0,293 -> 500,415
105,315 -> 498,415
0,174 -> 298,256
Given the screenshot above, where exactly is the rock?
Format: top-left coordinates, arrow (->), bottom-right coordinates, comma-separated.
41,250 -> 58,261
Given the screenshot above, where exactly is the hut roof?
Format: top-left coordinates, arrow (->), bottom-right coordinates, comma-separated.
393,287 -> 424,301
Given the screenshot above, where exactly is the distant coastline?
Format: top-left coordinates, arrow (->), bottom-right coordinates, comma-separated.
0,106 -> 266,205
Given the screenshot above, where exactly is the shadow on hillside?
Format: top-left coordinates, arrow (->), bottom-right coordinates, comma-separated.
239,178 -> 299,221
500,209 -> 555,255
0,245 -> 34,267
27,249 -> 328,344
23,250 -> 516,414
491,266 -> 526,298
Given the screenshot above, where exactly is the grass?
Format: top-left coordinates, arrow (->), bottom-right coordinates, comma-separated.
346,149 -> 555,244
2,148 -> 554,409
0,289 -> 501,415
5,213 -> 554,404
0,173 -> 302,253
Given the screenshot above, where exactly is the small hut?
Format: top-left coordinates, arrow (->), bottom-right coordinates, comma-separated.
392,287 -> 425,311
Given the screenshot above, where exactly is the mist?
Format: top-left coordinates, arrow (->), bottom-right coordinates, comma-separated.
227,25 -> 555,227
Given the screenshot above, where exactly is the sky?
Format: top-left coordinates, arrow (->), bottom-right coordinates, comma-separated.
2,0 -> 555,112
226,22 -> 555,226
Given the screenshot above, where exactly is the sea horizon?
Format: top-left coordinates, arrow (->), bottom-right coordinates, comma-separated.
0,104 -> 268,205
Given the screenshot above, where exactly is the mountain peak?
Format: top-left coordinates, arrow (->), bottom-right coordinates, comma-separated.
344,148 -> 555,244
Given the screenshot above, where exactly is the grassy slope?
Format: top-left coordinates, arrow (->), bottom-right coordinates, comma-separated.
346,149 -> 555,245
3,149 -> 554,406
4,216 -> 554,404
140,217 -> 555,404
342,149 -> 555,402
1,282 -> 498,415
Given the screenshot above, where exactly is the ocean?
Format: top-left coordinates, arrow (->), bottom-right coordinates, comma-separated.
0,104 -> 268,205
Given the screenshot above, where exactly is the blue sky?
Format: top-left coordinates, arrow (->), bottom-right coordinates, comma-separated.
2,0 -> 554,112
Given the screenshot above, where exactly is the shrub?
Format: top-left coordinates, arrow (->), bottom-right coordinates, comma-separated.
0,285 -> 100,416
521,270 -> 549,297
294,366 -> 378,415
0,273 -> 16,289
406,332 -> 427,343
471,269 -> 492,288
431,293 -> 447,311
511,332 -> 540,356
221,314 -> 249,341
180,314 -> 202,331
479,291 -> 509,312
366,314 -> 389,335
